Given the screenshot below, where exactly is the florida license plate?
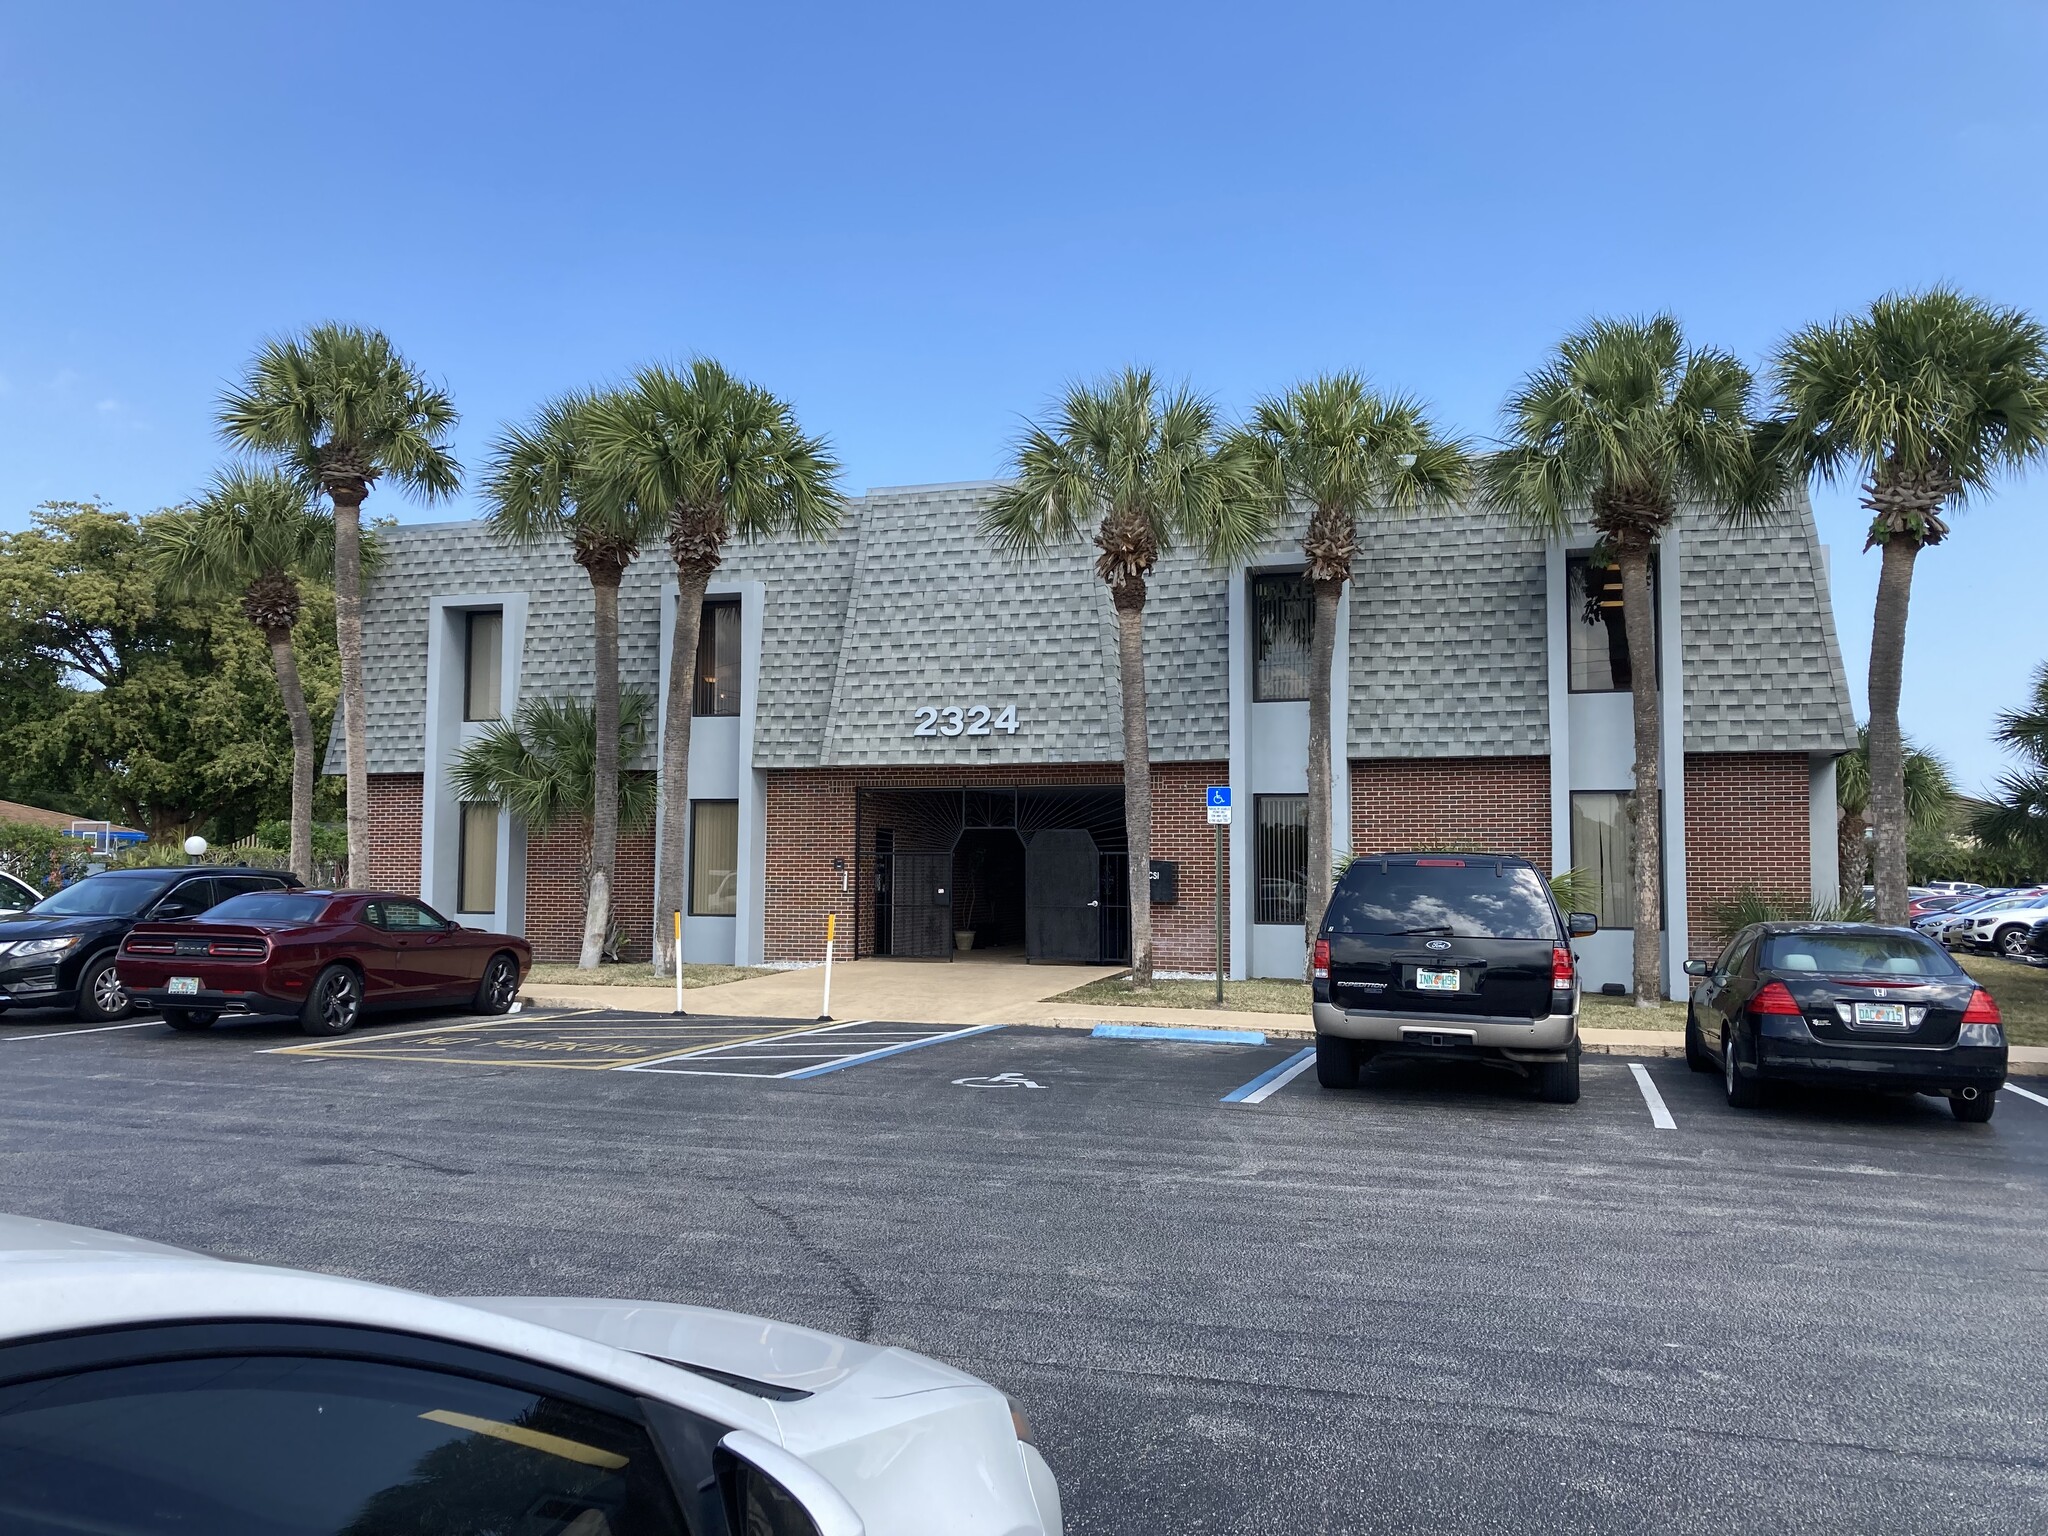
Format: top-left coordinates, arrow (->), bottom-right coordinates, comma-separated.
168,976 -> 200,996
1852,1001 -> 1907,1028
1416,968 -> 1460,992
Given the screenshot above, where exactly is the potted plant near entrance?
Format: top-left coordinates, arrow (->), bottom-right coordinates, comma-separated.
955,848 -> 983,952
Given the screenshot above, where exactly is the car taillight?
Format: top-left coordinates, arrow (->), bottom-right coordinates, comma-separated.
123,938 -> 176,955
1961,988 -> 2002,1025
1551,945 -> 1573,988
1312,939 -> 1329,980
208,939 -> 267,957
1751,981 -> 1803,1016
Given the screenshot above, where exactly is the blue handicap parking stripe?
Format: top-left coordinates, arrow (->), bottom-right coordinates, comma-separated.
1222,1046 -> 1318,1103
1091,1022 -> 1267,1046
785,1023 -> 1006,1079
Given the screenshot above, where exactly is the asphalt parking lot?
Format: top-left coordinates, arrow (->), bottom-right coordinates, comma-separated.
4,1006 -> 2047,1532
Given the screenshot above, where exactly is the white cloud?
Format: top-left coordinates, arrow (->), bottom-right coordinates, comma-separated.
94,397 -> 120,414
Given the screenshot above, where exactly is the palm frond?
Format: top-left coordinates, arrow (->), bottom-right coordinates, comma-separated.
447,692 -> 655,836
149,467 -> 332,603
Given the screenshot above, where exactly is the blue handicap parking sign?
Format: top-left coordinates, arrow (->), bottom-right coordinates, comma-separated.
1206,786 -> 1231,808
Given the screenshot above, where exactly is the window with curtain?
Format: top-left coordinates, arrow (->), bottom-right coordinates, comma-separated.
1566,556 -> 1658,693
1570,791 -> 1663,930
690,800 -> 740,916
457,803 -> 499,913
1254,794 -> 1308,925
694,600 -> 741,717
463,610 -> 503,721
1251,573 -> 1311,702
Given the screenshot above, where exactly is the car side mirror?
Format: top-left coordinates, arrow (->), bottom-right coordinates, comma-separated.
1566,912 -> 1598,937
151,899 -> 197,919
716,1429 -> 864,1536
1682,958 -> 1711,977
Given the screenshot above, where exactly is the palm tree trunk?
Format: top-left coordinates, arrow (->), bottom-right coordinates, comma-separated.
264,625 -> 317,884
654,567 -> 712,976
1837,810 -> 1869,908
1618,543 -> 1663,1005
1867,536 -> 1920,925
1301,576 -> 1343,978
582,573 -> 623,970
331,490 -> 370,885
1114,587 -> 1154,987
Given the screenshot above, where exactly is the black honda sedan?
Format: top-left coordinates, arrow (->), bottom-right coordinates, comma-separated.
1684,923 -> 2007,1121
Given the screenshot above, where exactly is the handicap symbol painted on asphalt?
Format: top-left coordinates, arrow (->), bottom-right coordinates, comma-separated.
952,1071 -> 1044,1089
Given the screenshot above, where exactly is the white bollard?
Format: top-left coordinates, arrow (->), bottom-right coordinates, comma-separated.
818,912 -> 836,1021
672,910 -> 685,1016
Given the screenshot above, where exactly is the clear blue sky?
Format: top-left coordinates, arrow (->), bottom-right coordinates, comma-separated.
3,1 -> 2043,793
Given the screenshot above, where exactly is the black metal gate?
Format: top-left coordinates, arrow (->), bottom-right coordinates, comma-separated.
1026,828 -> 1099,963
886,852 -> 954,959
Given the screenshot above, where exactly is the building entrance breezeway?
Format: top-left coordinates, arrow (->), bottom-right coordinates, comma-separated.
858,786 -> 1129,964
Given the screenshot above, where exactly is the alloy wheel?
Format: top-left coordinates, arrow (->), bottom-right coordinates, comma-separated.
1723,1029 -> 1736,1097
485,958 -> 517,1011
93,966 -> 127,1014
1999,928 -> 2027,957
322,971 -> 360,1031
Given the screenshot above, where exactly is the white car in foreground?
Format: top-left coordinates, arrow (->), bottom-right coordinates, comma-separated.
0,1212 -> 1061,1536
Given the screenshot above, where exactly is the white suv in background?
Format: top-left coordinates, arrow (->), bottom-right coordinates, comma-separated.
1940,895 -> 2048,958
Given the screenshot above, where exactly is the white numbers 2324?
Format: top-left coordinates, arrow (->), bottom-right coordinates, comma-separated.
913,704 -> 1019,737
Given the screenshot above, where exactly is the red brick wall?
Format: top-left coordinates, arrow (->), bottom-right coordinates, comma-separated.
1684,752 -> 1812,959
1349,756 -> 1551,862
761,761 -> 1230,971
521,778 -> 656,964
366,774 -> 423,892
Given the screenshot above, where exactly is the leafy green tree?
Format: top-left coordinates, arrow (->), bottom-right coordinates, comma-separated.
1232,375 -> 1470,970
483,391 -> 659,969
1484,316 -> 1780,1005
148,468 -> 342,881
586,361 -> 842,975
1775,288 -> 2048,922
0,502 -> 340,840
1832,726 -> 1955,902
985,369 -> 1269,986
219,323 -> 460,880
1972,661 -> 2048,874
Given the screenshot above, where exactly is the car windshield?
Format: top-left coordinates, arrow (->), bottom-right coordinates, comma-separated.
204,892 -> 327,923
28,878 -> 166,918
1763,933 -> 1958,977
1326,860 -> 1557,940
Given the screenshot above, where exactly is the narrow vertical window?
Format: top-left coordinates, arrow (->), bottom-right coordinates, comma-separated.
1566,556 -> 1658,693
690,800 -> 740,916
694,599 -> 741,717
463,610 -> 503,722
1253,794 -> 1309,924
1570,790 -> 1664,929
457,802 -> 498,913
1251,573 -> 1311,702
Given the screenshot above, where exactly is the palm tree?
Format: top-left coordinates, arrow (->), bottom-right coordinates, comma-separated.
449,695 -> 658,948
1973,661 -> 2048,872
218,323 -> 460,883
1775,288 -> 2048,923
1483,316 -> 1780,1006
1834,726 -> 1955,902
586,361 -> 842,974
149,468 -> 346,882
483,391 -> 657,969
985,369 -> 1269,987
1232,375 -> 1471,971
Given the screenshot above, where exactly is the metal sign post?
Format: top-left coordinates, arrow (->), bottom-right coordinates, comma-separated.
1206,788 -> 1232,1005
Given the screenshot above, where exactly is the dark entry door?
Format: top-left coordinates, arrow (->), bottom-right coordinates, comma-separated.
1026,829 -> 1100,963
888,852 -> 953,959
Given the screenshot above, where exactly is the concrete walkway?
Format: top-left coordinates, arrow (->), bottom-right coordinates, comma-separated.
521,958 -> 2048,1074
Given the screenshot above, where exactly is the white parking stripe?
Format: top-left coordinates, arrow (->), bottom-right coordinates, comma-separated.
3,1020 -> 160,1042
1223,1047 -> 1317,1105
2003,1082 -> 2048,1108
1628,1063 -> 1677,1129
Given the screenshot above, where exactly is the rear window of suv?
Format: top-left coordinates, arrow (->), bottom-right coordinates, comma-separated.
1326,859 -> 1558,940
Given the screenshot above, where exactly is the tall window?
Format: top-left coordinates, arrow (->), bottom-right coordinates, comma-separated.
1251,573 -> 1311,702
694,599 -> 741,716
1570,791 -> 1663,930
1253,794 -> 1308,925
463,609 -> 503,721
457,802 -> 498,913
690,800 -> 739,916
1567,556 -> 1657,693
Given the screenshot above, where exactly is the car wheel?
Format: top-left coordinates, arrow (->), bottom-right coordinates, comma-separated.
160,1008 -> 218,1032
1314,1033 -> 1358,1089
74,952 -> 132,1022
1533,1046 -> 1581,1104
1951,1088 -> 1998,1124
300,963 -> 362,1037
1684,1007 -> 1714,1073
1995,925 -> 2029,958
471,953 -> 520,1016
1723,1025 -> 1763,1109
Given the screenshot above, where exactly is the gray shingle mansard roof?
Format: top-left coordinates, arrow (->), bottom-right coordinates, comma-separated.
329,480 -> 1856,774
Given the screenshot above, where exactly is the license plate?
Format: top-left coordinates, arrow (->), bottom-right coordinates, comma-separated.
1853,1001 -> 1907,1027
168,976 -> 200,996
1415,968 -> 1460,992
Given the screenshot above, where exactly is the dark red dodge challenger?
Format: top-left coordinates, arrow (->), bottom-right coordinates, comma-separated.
116,889 -> 530,1035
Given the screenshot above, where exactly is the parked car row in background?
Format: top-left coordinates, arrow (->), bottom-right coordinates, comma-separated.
1913,887 -> 2048,955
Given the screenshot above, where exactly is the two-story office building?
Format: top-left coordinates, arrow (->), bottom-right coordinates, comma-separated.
335,480 -> 1857,998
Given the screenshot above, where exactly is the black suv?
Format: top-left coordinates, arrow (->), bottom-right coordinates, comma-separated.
1311,852 -> 1598,1103
0,867 -> 300,1021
